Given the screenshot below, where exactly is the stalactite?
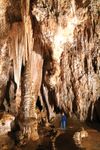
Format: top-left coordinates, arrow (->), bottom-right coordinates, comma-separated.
0,0 -> 99,135
8,20 -> 34,89
11,0 -> 44,142
7,0 -> 34,90
8,23 -> 24,89
56,0 -> 100,121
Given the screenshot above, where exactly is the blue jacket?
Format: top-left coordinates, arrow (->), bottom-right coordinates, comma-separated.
61,114 -> 67,122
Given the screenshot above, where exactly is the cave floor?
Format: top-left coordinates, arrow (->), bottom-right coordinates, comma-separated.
0,116 -> 100,150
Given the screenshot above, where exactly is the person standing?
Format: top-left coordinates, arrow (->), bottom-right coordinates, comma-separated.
61,113 -> 67,129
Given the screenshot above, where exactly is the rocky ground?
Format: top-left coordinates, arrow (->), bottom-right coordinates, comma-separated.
0,113 -> 100,150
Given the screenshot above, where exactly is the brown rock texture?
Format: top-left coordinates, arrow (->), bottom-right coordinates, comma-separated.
0,0 -> 100,142
36,0 -> 100,121
0,112 -> 15,135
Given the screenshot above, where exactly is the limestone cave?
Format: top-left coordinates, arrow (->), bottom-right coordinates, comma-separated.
0,0 -> 100,149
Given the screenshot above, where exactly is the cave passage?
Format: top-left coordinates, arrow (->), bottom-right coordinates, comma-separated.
0,0 -> 100,149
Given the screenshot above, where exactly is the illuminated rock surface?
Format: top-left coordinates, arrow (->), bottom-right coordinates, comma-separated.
0,112 -> 15,135
0,0 -> 99,149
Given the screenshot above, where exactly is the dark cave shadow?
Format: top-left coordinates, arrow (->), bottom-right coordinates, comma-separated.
55,130 -> 86,150
5,77 -> 17,106
17,130 -> 85,150
48,88 -> 58,110
86,97 -> 100,132
86,121 -> 100,132
20,138 -> 52,150
75,0 -> 91,8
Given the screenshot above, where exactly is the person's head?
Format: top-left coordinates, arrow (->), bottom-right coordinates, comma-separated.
62,112 -> 64,115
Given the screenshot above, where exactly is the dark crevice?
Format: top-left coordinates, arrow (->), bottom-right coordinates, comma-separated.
36,96 -> 43,111
84,56 -> 88,74
92,57 -> 97,73
5,78 -> 17,106
48,88 -> 58,110
87,28 -> 91,42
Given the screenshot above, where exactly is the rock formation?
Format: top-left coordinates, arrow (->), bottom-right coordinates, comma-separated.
0,0 -> 99,142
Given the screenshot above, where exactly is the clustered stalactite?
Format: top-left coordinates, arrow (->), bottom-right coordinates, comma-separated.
0,0 -> 44,142
37,0 -> 100,121
59,0 -> 100,121
15,0 -> 44,141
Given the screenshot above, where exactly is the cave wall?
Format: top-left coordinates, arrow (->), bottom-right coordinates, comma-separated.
33,0 -> 100,121
0,0 -> 100,122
